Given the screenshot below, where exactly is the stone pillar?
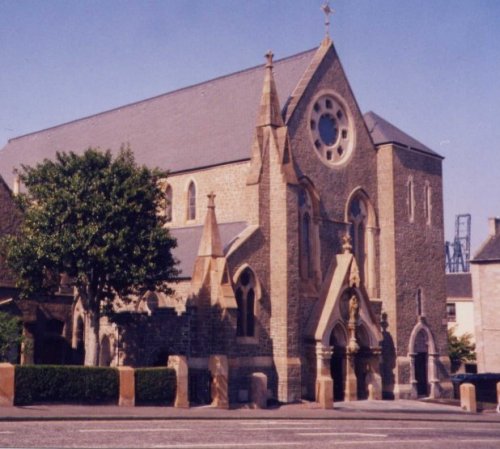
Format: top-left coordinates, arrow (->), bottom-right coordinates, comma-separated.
408,353 -> 418,399
345,295 -> 360,402
20,326 -> 34,365
460,383 -> 477,413
366,351 -> 382,400
344,353 -> 357,401
209,355 -> 229,409
315,343 -> 333,408
428,353 -> 439,399
367,346 -> 382,401
250,372 -> 268,409
0,363 -> 15,406
168,355 -> 189,408
316,376 -> 334,409
366,226 -> 377,298
118,366 -> 135,407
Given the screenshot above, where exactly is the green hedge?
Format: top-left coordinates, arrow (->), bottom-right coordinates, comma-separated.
135,367 -> 176,405
15,365 -> 119,405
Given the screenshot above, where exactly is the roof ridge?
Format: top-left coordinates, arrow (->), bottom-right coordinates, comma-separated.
7,48 -> 317,144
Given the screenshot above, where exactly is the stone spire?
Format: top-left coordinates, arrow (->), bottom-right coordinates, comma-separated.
256,50 -> 284,128
197,192 -> 223,257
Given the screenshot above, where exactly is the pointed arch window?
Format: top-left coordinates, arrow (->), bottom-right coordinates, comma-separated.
347,192 -> 377,297
165,185 -> 173,223
187,181 -> 196,221
235,268 -> 256,337
298,186 -> 314,279
424,182 -> 432,225
407,177 -> 415,222
349,197 -> 367,280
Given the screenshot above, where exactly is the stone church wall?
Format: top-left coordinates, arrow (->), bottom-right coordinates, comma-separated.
118,307 -> 193,367
378,142 -> 450,398
286,46 -> 379,291
391,146 -> 446,356
165,161 -> 256,227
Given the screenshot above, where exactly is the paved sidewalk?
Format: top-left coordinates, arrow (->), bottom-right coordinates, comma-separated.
1,399 -> 499,423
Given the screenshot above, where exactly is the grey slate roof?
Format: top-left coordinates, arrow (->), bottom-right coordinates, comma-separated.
0,50 -> 316,188
445,273 -> 472,298
0,46 -> 442,189
170,222 -> 248,278
472,233 -> 500,262
364,111 -> 441,158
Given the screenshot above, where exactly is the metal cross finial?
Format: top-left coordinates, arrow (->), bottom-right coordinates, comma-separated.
265,50 -> 274,68
321,0 -> 334,37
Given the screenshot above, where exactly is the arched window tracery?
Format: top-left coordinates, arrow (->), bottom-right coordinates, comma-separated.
298,183 -> 317,281
346,191 -> 377,297
235,268 -> 256,337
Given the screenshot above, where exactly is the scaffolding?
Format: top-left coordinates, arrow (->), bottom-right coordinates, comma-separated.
445,214 -> 471,273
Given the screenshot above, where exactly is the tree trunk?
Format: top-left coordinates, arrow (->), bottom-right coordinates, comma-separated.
84,307 -> 100,366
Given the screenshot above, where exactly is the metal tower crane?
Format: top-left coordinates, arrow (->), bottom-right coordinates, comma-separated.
445,214 -> 471,273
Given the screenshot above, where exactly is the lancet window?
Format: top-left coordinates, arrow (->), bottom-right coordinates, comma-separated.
165,185 -> 172,223
235,268 -> 256,337
187,181 -> 196,221
299,186 -> 314,279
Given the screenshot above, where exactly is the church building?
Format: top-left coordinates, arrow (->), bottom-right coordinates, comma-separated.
0,32 -> 452,402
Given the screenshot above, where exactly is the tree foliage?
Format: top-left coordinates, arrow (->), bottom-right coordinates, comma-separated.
448,327 -> 476,364
2,148 -> 178,364
0,311 -> 23,362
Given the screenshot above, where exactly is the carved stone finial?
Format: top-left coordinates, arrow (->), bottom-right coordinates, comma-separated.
207,192 -> 216,208
265,50 -> 274,68
342,233 -> 352,254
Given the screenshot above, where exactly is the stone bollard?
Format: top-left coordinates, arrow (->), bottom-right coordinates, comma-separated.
168,355 -> 189,408
0,363 -> 15,407
315,375 -> 333,409
118,366 -> 135,407
250,372 -> 268,409
460,382 -> 477,413
209,355 -> 229,409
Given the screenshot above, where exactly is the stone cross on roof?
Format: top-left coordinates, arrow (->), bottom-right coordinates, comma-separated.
321,0 -> 334,37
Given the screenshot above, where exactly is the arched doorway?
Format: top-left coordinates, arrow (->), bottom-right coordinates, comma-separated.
99,335 -> 112,367
73,316 -> 85,365
36,319 -> 70,365
354,326 -> 371,400
330,324 -> 347,401
414,329 -> 429,396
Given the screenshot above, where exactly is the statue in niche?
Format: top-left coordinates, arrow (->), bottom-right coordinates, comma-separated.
349,294 -> 359,323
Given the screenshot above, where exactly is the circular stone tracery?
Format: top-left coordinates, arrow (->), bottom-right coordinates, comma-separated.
309,94 -> 353,165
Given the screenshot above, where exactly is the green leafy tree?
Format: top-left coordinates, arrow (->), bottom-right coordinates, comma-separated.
448,327 -> 476,371
0,311 -> 23,362
2,148 -> 178,365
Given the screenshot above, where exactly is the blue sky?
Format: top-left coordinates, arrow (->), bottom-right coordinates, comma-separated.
1,0 -> 499,251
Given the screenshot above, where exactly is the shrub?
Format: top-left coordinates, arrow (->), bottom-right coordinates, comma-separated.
14,365 -> 119,405
0,312 -> 23,363
135,367 -> 176,405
